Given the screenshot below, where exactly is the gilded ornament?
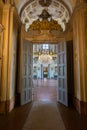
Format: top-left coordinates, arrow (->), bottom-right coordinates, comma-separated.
29,19 -> 62,31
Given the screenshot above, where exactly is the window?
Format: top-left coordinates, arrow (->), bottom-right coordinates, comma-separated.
42,44 -> 49,49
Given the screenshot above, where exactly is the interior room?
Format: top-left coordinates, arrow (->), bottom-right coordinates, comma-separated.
0,0 -> 87,130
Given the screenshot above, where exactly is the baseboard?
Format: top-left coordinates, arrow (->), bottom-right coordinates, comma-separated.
6,97 -> 15,112
0,97 -> 15,113
73,97 -> 87,115
0,101 -> 6,114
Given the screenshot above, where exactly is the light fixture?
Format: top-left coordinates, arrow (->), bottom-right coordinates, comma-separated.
38,54 -> 52,64
38,49 -> 53,64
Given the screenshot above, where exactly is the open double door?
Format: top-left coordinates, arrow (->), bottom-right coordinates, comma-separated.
21,40 -> 73,107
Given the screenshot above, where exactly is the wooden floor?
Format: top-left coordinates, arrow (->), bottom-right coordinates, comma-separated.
33,79 -> 57,102
0,79 -> 87,130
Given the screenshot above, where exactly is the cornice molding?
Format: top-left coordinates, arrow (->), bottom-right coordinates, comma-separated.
22,25 -> 63,41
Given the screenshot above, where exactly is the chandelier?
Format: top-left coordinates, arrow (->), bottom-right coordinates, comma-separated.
38,54 -> 52,64
38,49 -> 53,64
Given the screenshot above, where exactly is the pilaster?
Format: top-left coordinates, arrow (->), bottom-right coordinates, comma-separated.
0,3 -> 22,113
0,24 -> 4,102
1,4 -> 10,101
72,4 -> 87,114
6,5 -> 21,112
0,4 -> 10,113
7,6 -> 14,103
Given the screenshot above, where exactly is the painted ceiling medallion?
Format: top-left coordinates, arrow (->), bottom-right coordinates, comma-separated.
39,0 -> 52,7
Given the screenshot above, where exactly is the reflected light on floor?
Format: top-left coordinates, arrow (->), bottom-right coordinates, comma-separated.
33,79 -> 57,102
39,98 -> 51,101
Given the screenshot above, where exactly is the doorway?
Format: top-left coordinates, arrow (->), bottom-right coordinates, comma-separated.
33,43 -> 58,102
20,41 -> 74,107
43,67 -> 48,78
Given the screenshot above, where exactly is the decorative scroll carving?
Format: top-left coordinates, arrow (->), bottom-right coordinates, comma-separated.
29,19 -> 62,31
0,24 -> 4,33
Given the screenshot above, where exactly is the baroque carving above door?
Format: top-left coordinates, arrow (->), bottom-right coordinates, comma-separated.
28,9 -> 62,31
20,0 -> 71,32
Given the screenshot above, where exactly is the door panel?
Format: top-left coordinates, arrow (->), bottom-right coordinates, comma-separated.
57,41 -> 68,106
21,40 -> 33,105
0,32 -> 3,100
27,43 -> 33,101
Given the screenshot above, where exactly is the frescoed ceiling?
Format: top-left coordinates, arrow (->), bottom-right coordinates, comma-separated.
16,0 -> 76,13
12,0 -> 77,31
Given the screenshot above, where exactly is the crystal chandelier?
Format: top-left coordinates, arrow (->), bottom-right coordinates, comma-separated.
38,54 -> 52,64
38,49 -> 53,64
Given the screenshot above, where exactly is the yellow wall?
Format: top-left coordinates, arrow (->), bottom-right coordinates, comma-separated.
0,4 -> 21,112
73,7 -> 87,102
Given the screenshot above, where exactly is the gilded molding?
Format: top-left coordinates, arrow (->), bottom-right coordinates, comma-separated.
29,19 -> 62,31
